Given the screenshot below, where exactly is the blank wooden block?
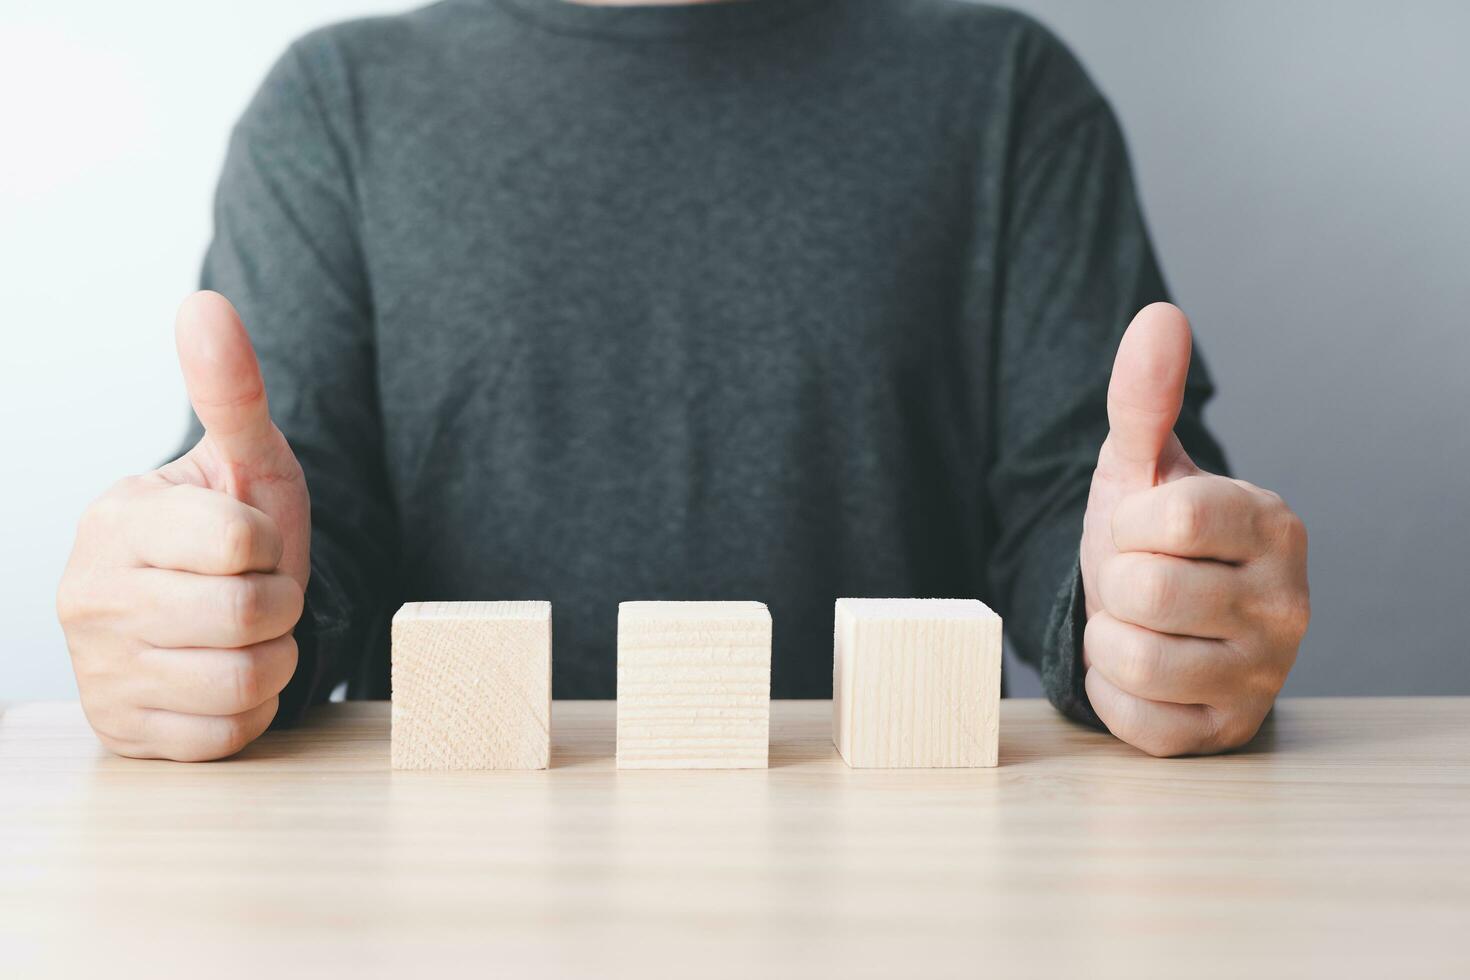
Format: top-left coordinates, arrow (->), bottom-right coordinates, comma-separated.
391,600 -> 551,770
616,601 -> 771,769
832,598 -> 1001,768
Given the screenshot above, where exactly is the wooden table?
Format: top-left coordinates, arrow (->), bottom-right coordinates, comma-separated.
2,698 -> 1467,979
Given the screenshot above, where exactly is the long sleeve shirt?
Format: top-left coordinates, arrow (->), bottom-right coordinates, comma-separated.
187,0 -> 1228,726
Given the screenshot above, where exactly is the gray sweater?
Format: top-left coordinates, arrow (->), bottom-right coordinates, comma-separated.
193,0 -> 1227,726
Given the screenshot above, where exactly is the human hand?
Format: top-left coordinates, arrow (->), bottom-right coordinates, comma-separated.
57,291 -> 310,761
1079,303 -> 1310,756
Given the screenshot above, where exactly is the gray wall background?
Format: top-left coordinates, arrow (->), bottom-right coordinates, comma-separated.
999,0 -> 1469,696
2,2 -> 1465,699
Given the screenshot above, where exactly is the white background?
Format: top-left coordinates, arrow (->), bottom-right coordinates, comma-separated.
2,1 -> 1466,699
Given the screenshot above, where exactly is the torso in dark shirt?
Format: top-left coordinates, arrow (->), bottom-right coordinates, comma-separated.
200,0 -> 1220,707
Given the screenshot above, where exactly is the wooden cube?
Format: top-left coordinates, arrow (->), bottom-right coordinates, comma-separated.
391,600 -> 552,770
616,601 -> 771,769
832,598 -> 1001,768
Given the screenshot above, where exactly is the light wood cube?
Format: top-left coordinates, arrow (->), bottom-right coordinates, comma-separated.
832,598 -> 1001,768
391,600 -> 552,770
616,601 -> 771,769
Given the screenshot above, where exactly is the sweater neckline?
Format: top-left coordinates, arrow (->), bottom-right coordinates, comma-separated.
493,0 -> 835,42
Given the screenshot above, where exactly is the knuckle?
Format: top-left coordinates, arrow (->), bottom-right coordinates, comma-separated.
55,574 -> 87,627
1082,614 -> 1103,665
1163,491 -> 1206,553
78,493 -> 123,539
56,572 -> 116,631
285,579 -> 306,624
1260,499 -> 1307,553
1241,480 -> 1277,502
219,516 -> 257,573
229,577 -> 265,641
216,713 -> 255,754
166,717 -> 256,763
78,689 -> 127,736
1097,689 -> 1170,755
1135,738 -> 1174,759
69,646 -> 116,693
214,702 -> 275,760
1104,698 -> 1207,759
164,738 -> 235,764
1283,513 -> 1309,559
1134,725 -> 1192,758
1134,562 -> 1175,624
1284,588 -> 1312,637
1116,632 -> 1162,694
1257,586 -> 1312,639
271,635 -> 300,692
97,730 -> 146,760
225,655 -> 264,712
1242,658 -> 1288,700
1228,717 -> 1263,749
86,476 -> 147,523
1209,707 -> 1264,752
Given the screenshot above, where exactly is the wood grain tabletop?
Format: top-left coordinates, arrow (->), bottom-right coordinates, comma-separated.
2,697 -> 1467,979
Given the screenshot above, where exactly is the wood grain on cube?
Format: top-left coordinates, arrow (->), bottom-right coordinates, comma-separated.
391,600 -> 551,770
617,601 -> 771,769
833,598 -> 1001,768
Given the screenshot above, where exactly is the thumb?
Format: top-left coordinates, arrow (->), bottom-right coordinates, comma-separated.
1104,302 -> 1193,483
175,291 -> 276,465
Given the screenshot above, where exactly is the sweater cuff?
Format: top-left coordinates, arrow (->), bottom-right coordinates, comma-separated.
1040,560 -> 1105,730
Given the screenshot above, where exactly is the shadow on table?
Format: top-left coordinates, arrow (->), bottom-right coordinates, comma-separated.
549,734 -> 814,770
232,703 -> 391,767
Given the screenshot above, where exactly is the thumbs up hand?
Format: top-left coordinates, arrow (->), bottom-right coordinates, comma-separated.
57,292 -> 310,761
1079,303 -> 1310,756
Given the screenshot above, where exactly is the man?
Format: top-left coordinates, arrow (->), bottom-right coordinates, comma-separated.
56,0 -> 1309,762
